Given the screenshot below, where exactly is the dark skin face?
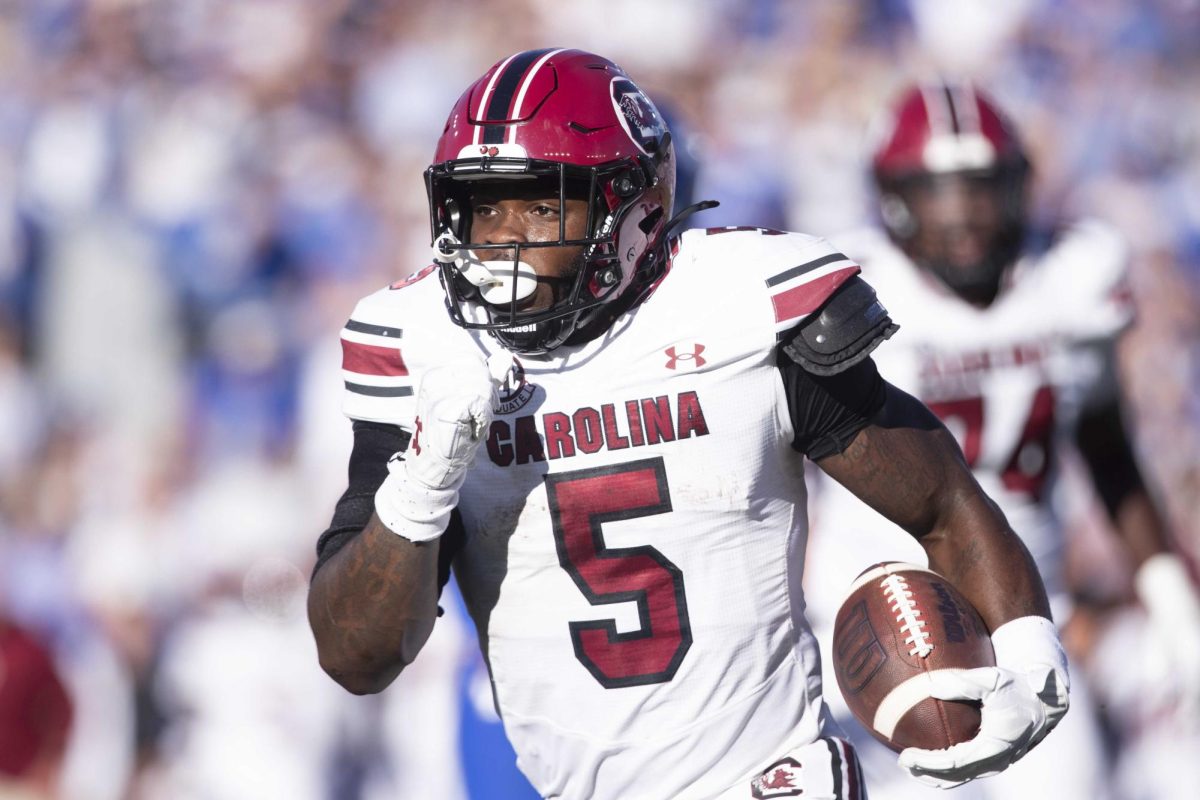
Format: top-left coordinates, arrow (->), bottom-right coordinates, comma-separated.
469,181 -> 591,313
898,172 -> 1009,301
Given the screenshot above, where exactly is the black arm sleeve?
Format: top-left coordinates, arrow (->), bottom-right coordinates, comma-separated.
777,349 -> 887,460
1074,397 -> 1146,519
312,421 -> 463,592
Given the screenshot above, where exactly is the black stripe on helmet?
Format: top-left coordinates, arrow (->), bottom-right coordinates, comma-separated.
943,84 -> 961,134
481,48 -> 556,144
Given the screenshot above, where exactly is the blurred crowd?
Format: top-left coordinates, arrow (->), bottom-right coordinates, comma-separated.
0,0 -> 1198,798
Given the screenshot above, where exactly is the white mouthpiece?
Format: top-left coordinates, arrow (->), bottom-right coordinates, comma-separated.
432,232 -> 538,305
469,260 -> 538,305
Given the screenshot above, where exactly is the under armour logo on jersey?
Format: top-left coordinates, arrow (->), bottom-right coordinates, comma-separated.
665,344 -> 706,370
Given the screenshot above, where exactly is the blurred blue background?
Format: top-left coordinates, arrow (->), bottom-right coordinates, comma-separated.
1,1 -> 1198,797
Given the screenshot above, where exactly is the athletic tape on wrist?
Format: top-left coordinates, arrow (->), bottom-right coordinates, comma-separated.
374,468 -> 459,543
991,615 -> 1068,679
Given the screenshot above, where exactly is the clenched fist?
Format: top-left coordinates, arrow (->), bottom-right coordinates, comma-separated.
375,355 -> 504,541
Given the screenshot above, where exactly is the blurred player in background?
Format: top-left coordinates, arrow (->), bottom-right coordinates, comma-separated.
308,49 -> 1071,799
0,613 -> 72,799
804,81 -> 1200,800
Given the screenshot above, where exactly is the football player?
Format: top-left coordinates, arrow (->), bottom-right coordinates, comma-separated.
0,614 -> 73,795
308,51 -> 1070,799
804,82 -> 1200,799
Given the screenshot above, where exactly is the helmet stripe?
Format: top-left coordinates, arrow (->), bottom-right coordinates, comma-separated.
473,51 -> 521,146
508,48 -> 568,143
941,84 -> 961,133
953,82 -> 983,134
481,48 -> 557,144
918,83 -> 952,137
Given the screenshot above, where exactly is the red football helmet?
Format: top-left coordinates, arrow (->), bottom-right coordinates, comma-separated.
425,48 -> 677,354
871,82 -> 1029,305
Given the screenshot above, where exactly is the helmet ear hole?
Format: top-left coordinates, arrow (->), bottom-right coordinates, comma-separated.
596,266 -> 621,288
637,206 -> 664,235
880,192 -> 915,238
613,169 -> 645,198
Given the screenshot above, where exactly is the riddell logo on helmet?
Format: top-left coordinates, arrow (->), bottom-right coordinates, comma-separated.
665,344 -> 706,370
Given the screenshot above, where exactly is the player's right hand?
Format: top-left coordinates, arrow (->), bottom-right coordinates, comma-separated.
897,658 -> 1069,788
403,356 -> 501,491
377,354 -> 509,542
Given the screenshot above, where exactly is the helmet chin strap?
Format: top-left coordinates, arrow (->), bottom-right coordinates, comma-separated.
433,232 -> 538,305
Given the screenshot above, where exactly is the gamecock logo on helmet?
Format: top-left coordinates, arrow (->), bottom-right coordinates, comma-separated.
611,78 -> 667,156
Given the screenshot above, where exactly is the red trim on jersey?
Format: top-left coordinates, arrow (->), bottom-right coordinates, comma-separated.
770,266 -> 860,324
341,340 -> 409,377
390,264 -> 437,290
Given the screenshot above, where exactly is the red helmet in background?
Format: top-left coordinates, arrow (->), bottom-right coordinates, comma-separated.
873,82 -> 1028,179
871,82 -> 1030,305
425,48 -> 676,354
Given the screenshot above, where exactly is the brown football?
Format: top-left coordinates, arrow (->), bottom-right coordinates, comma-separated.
831,561 -> 995,752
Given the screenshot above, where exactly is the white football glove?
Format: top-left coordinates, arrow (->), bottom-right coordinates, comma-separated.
898,616 -> 1070,789
375,354 -> 508,541
1135,553 -> 1200,727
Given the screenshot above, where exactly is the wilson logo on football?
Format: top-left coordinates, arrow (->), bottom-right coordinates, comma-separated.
665,344 -> 706,370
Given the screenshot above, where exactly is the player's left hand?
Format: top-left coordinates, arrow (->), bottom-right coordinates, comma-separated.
897,661 -> 1069,788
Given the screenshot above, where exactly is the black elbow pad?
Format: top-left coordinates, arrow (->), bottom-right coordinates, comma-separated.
780,276 -> 899,375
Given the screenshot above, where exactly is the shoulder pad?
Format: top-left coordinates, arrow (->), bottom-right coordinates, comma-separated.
341,294 -> 417,426
779,276 -> 899,375
1036,220 -> 1133,340
339,278 -> 442,426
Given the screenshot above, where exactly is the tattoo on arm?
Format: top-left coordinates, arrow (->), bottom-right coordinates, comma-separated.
309,514 -> 441,691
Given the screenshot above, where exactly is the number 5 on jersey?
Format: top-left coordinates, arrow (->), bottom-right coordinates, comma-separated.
545,458 -> 693,689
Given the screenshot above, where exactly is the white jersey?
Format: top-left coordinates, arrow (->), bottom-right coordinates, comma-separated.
807,221 -> 1133,622
339,228 -> 865,799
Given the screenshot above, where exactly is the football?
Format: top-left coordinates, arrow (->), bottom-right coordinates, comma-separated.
830,561 -> 995,752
